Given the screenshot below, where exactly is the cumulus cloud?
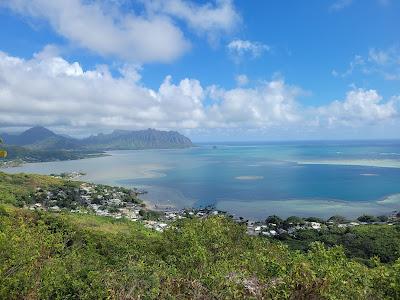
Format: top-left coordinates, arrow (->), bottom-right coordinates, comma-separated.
317,88 -> 398,126
0,0 -> 238,63
0,49 -> 301,132
0,50 -> 397,136
208,80 -> 303,128
227,39 -> 270,62
0,50 -> 196,129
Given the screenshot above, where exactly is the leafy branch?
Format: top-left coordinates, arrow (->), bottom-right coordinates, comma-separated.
0,138 -> 7,158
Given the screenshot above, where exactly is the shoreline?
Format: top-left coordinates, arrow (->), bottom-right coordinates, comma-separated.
1,170 -> 399,230
0,152 -> 109,169
142,199 -> 177,212
2,167 -> 400,220
142,192 -> 400,221
2,146 -> 400,220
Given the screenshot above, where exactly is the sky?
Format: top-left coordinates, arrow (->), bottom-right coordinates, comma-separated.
0,0 -> 399,141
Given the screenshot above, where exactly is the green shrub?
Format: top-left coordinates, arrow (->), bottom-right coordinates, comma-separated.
1,208 -> 399,299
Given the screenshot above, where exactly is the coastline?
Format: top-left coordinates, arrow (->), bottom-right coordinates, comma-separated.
141,189 -> 400,220
1,169 -> 399,229
142,198 -> 176,211
2,144 -> 400,220
0,152 -> 109,169
3,164 -> 400,220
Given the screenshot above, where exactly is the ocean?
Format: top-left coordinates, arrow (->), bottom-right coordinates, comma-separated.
4,140 -> 400,220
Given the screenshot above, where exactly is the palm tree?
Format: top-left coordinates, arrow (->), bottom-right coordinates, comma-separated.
0,138 -> 7,158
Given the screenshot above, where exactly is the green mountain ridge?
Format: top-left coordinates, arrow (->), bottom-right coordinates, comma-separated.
82,128 -> 193,150
1,126 -> 193,151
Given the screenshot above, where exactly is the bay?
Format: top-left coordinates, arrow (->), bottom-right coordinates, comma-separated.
4,140 -> 400,219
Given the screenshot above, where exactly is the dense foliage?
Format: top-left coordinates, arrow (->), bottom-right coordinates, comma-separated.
1,206 -> 400,299
1,144 -> 104,164
1,172 -> 400,299
0,172 -> 67,206
275,225 -> 400,264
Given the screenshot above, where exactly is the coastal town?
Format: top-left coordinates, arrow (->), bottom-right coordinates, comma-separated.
26,173 -> 400,235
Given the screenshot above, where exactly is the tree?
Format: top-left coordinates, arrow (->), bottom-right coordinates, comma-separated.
265,215 -> 283,226
0,138 -> 7,158
285,216 -> 305,224
305,216 -> 325,223
377,215 -> 388,222
283,216 -> 305,228
357,215 -> 378,223
328,215 -> 348,224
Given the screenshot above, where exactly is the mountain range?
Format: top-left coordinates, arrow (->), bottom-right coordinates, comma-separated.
1,126 -> 193,151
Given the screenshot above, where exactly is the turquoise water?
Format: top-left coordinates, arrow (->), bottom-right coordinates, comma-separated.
4,141 -> 400,219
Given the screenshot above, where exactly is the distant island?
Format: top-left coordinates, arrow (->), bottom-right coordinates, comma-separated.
0,126 -> 193,166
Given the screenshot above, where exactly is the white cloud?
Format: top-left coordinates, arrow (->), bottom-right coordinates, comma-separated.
1,0 -> 241,63
0,49 -> 300,132
0,50 -> 397,137
208,80 -> 303,128
0,49 -> 202,130
317,88 -> 398,126
0,0 -> 192,63
118,64 -> 142,83
142,0 -> 240,42
334,46 -> 400,80
227,39 -> 270,61
235,74 -> 249,86
367,47 -> 400,80
368,48 -> 391,65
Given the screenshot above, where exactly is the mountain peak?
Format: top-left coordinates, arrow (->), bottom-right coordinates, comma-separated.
1,126 -> 57,146
20,126 -> 56,142
22,126 -> 55,136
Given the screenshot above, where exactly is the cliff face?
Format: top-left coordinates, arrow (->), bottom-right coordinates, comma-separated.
82,129 -> 193,150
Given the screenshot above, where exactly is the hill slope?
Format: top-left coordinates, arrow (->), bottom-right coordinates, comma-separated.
2,126 -> 55,146
1,206 -> 399,299
0,172 -> 399,299
1,126 -> 79,150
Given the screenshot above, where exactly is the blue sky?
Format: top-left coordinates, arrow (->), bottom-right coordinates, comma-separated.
0,0 -> 399,141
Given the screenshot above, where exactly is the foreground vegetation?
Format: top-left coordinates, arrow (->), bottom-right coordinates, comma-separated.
1,206 -> 400,299
259,215 -> 400,264
1,171 -> 400,299
274,224 -> 400,265
0,172 -> 67,206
